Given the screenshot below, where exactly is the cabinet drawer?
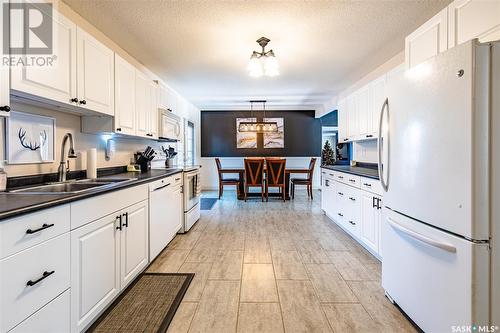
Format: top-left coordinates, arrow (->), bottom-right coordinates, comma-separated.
0,205 -> 70,259
332,171 -> 347,183
0,233 -> 70,332
10,289 -> 70,333
71,184 -> 148,229
360,177 -> 383,195
345,188 -> 361,238
344,174 -> 360,188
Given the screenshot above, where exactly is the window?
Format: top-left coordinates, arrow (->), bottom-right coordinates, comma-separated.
186,121 -> 195,165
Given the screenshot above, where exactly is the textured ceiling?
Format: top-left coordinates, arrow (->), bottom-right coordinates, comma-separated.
63,0 -> 450,110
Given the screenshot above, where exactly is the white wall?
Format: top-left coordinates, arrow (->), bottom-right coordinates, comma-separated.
200,157 -> 321,190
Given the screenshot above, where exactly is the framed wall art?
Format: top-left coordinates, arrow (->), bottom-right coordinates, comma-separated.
6,111 -> 56,164
236,117 -> 257,148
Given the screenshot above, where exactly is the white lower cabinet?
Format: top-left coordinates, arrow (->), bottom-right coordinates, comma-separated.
360,191 -> 382,254
0,233 -> 70,332
70,199 -> 149,332
70,212 -> 121,333
120,201 -> 149,289
10,290 -> 70,333
321,168 -> 382,258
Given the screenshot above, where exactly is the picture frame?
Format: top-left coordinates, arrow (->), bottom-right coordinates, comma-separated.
6,111 -> 56,164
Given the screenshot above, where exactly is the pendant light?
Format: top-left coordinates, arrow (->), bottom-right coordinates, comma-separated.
247,37 -> 279,77
238,101 -> 278,133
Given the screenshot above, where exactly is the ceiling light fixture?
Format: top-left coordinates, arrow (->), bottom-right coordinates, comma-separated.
238,100 -> 278,133
247,37 -> 279,78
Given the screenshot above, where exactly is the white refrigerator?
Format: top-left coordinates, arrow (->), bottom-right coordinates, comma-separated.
379,39 -> 499,332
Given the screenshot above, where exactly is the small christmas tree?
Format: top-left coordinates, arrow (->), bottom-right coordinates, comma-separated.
322,140 -> 335,166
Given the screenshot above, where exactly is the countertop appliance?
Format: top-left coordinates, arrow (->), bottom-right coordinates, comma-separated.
379,39 -> 499,332
149,175 -> 183,260
180,167 -> 201,233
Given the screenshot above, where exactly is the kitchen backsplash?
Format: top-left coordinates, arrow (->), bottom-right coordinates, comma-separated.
0,102 -> 180,177
352,139 -> 378,164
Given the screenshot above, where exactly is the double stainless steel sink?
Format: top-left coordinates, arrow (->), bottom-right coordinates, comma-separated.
8,178 -> 136,194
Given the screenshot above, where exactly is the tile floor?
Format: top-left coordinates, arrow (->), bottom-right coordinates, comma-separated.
147,190 -> 416,333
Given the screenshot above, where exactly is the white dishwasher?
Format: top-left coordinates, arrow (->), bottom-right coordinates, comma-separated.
149,173 -> 183,261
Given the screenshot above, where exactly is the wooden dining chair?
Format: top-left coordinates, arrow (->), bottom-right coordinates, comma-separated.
265,158 -> 286,202
291,158 -> 317,200
215,158 -> 239,199
244,158 -> 265,202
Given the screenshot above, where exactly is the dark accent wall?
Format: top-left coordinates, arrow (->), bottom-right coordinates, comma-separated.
201,110 -> 321,157
320,110 -> 338,127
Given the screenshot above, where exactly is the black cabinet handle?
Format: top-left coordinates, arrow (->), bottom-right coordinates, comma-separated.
338,213 -> 343,217
363,183 -> 372,187
0,105 -> 10,112
122,212 -> 129,228
116,215 -> 122,231
377,198 -> 382,210
366,134 -> 373,138
372,196 -> 377,208
167,108 -> 172,112
146,133 -> 153,137
26,223 -> 55,234
116,128 -> 122,132
79,100 -> 87,105
337,192 -> 343,196
344,138 -> 349,141
349,221 -> 356,225
338,176 -> 343,179
349,179 -> 356,183
70,97 -> 78,103
349,197 -> 355,201
27,270 -> 55,286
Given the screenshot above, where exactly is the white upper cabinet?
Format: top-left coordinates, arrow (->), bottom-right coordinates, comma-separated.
76,27 -> 114,115
158,83 -> 177,112
347,95 -> 358,140
406,0 -> 500,69
337,99 -> 348,143
114,54 -> 136,135
135,70 -> 149,138
11,10 -> 114,115
11,11 -> 77,107
357,85 -> 371,137
148,82 -> 159,139
448,0 -> 500,48
405,7 -> 448,68
370,74 -> 386,137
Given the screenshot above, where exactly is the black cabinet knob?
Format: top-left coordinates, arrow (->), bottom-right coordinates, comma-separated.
70,97 -> 78,103
0,105 -> 10,112
79,100 -> 87,105
116,128 -> 122,132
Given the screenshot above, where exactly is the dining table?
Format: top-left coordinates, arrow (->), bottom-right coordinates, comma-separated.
218,167 -> 310,200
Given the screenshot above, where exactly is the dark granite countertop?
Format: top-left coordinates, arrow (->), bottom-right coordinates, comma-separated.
0,169 -> 183,221
321,164 -> 380,180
